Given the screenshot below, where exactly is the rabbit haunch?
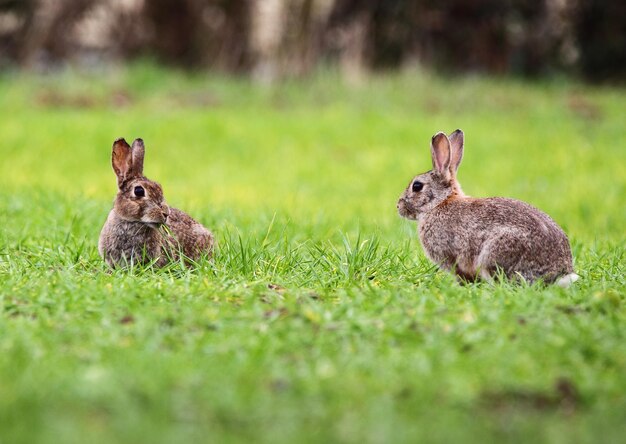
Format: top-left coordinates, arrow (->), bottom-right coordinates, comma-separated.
98,137 -> 214,267
397,129 -> 577,286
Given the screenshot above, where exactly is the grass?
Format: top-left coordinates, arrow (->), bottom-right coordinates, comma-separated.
0,63 -> 625,443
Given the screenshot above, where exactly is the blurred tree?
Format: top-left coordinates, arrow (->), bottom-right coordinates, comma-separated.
0,0 -> 622,82
0,0 -> 32,65
573,0 -> 626,82
327,0 -> 572,76
143,0 -> 252,71
2,0 -> 96,68
250,0 -> 333,82
327,0 -> 417,70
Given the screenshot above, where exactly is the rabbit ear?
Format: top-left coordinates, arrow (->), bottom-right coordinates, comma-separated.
448,129 -> 464,174
112,138 -> 133,187
431,132 -> 451,179
131,138 -> 145,176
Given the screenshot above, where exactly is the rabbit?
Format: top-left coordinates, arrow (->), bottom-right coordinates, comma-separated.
98,137 -> 214,267
397,129 -> 578,287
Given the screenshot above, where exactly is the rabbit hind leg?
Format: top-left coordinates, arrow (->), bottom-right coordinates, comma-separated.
476,234 -> 530,283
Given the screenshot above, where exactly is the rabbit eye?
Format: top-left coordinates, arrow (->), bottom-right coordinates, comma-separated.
412,181 -> 424,193
134,186 -> 145,197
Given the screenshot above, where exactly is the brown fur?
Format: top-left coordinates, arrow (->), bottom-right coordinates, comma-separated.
397,130 -> 575,284
99,138 -> 214,267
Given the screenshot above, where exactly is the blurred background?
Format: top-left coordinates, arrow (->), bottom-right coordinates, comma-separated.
0,0 -> 624,246
0,6 -> 625,441
0,0 -> 624,82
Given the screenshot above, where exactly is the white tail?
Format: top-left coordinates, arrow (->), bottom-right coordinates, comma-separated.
557,273 -> 580,288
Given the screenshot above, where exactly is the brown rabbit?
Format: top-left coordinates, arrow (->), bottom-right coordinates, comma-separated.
397,130 -> 578,286
98,138 -> 214,267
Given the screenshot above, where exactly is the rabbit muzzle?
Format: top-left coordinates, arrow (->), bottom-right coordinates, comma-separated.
141,203 -> 169,226
160,204 -> 170,223
397,197 -> 417,220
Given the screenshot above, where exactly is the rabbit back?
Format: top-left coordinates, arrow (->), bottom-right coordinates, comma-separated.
420,197 -> 574,283
165,207 -> 214,261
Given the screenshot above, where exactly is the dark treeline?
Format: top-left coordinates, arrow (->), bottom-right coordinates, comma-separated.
0,0 -> 623,82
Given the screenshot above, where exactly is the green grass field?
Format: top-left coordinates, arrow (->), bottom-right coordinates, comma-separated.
0,64 -> 625,443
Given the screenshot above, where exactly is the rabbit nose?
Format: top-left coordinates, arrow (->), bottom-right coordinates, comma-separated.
161,205 -> 170,218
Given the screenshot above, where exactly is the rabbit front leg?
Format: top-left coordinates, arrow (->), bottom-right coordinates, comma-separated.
433,254 -> 479,284
454,267 -> 479,284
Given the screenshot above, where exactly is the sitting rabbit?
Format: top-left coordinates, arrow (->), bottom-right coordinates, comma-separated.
397,129 -> 578,286
99,138 -> 214,267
